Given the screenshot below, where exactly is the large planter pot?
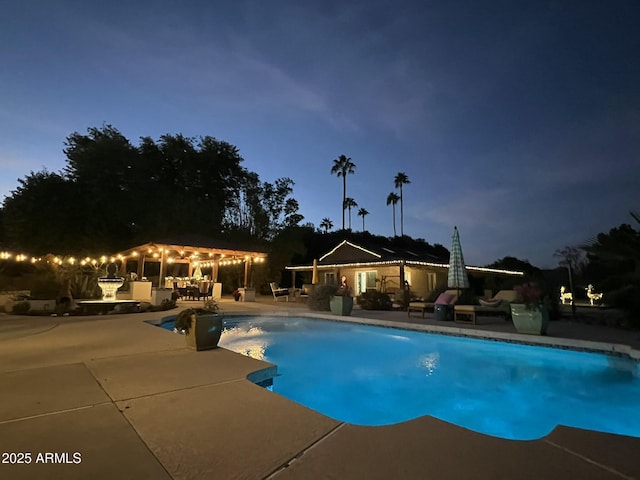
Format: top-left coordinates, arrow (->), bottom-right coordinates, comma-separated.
185,313 -> 224,351
239,288 -> 255,302
510,304 -> 549,335
330,295 -> 354,316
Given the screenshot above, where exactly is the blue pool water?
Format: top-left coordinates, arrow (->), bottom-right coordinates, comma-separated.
160,315 -> 640,440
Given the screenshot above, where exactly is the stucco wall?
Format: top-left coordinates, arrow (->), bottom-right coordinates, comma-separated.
322,266 -> 445,300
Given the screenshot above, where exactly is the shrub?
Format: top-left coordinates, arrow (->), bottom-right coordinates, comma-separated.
200,299 -> 220,312
605,285 -> 640,328
175,308 -> 195,333
112,303 -> 140,314
457,289 -> 479,305
175,300 -> 220,333
160,298 -> 177,310
357,291 -> 392,310
308,284 -> 337,311
11,301 -> 31,315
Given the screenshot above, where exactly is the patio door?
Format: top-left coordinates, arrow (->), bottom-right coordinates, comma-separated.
356,271 -> 377,295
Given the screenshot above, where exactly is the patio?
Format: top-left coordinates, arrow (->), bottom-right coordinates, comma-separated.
1,296 -> 639,479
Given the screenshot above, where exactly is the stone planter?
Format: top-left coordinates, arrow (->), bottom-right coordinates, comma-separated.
330,295 -> 354,316
239,288 -> 255,302
510,304 -> 549,335
151,288 -> 173,306
185,313 -> 224,351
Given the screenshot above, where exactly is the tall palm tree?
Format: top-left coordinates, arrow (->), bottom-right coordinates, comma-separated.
330,154 -> 356,230
357,207 -> 369,232
319,217 -> 333,234
386,192 -> 400,237
394,172 -> 411,236
343,197 -> 358,230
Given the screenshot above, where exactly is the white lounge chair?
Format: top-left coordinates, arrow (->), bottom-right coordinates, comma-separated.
270,282 -> 289,302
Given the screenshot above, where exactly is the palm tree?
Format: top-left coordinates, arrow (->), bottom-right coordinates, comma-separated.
357,207 -> 369,232
394,172 -> 411,236
330,154 -> 356,230
386,192 -> 400,237
343,197 -> 358,230
319,217 -> 333,234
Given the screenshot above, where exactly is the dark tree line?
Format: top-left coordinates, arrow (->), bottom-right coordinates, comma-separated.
0,125 -> 303,254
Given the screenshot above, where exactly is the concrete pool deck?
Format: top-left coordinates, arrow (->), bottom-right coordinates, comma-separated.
0,297 -> 639,479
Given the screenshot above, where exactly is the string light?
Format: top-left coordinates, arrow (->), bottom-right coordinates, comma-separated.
286,259 -> 523,276
0,250 -> 267,268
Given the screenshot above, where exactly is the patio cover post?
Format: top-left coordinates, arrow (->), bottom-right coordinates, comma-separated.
213,256 -> 219,282
120,258 -> 128,276
158,248 -> 166,288
244,257 -> 252,287
399,260 -> 407,303
137,255 -> 145,279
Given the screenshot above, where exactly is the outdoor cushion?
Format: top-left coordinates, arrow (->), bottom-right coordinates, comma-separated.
479,298 -> 503,307
435,293 -> 454,305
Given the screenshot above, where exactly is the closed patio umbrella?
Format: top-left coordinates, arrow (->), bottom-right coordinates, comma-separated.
193,263 -> 203,280
448,226 -> 470,294
312,259 -> 319,285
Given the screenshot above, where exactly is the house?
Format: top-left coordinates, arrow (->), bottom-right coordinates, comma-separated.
285,239 -> 523,301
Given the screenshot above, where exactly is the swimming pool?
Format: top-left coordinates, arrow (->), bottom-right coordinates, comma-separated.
160,314 -> 640,440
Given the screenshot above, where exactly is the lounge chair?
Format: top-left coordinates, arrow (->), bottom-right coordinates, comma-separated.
270,282 -> 289,302
453,290 -> 517,324
407,289 -> 460,318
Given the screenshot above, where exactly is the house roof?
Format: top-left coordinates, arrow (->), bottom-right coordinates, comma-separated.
114,234 -> 267,262
287,239 -> 523,277
319,239 -> 446,264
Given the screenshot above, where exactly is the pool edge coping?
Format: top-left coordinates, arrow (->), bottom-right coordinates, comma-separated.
267,310 -> 640,362
152,310 -> 640,362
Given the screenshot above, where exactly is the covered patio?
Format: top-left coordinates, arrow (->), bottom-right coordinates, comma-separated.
112,238 -> 267,301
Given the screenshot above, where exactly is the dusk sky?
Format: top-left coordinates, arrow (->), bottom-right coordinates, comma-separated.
1,1 -> 639,268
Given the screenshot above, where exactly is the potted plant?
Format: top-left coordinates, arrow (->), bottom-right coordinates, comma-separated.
330,275 -> 354,316
175,299 -> 223,350
232,289 -> 241,301
510,282 -> 549,335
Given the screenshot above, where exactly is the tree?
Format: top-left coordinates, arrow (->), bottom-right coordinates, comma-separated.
553,246 -> 585,295
486,256 -> 541,275
343,197 -> 358,230
386,192 -> 400,237
553,246 -> 586,315
319,218 -> 333,234
1,124 -> 304,254
224,176 -> 303,240
582,212 -> 640,289
330,154 -> 356,230
582,211 -> 640,325
357,208 -> 369,232
394,172 -> 410,236
1,170 -> 90,253
63,124 -> 140,248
